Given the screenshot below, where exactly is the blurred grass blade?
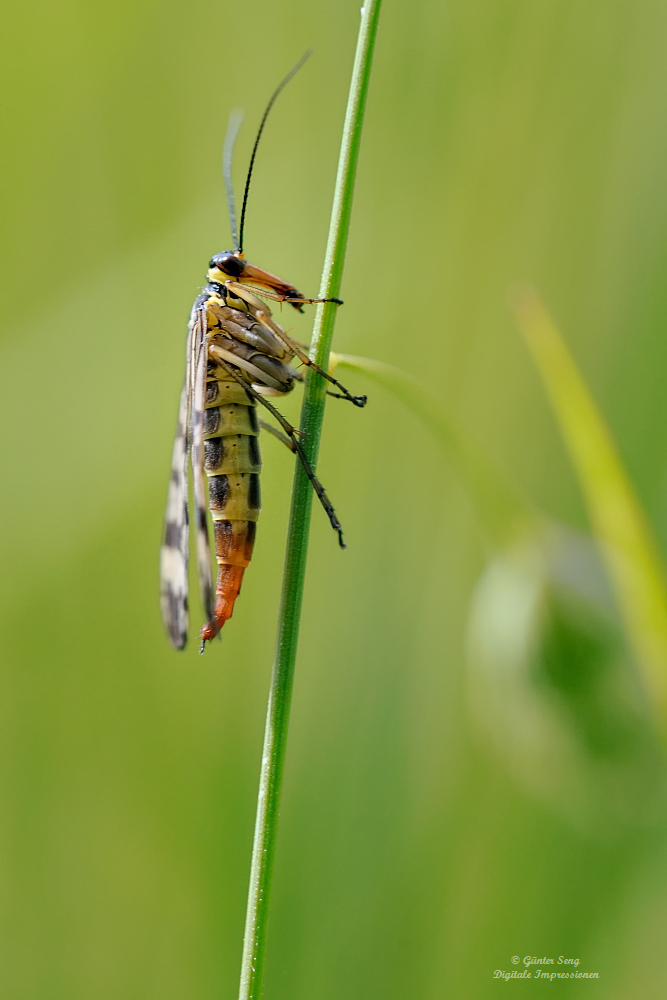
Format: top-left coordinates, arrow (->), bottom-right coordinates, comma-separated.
237,6 -> 382,1000
512,286 -> 667,729
331,352 -> 533,549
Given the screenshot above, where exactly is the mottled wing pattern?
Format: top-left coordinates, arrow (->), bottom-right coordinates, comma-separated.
191,302 -> 214,624
159,317 -> 194,648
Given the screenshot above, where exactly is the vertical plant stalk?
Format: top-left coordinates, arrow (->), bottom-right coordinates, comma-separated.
237,5 -> 382,999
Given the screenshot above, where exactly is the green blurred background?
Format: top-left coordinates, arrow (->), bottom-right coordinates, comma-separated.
3,0 -> 667,996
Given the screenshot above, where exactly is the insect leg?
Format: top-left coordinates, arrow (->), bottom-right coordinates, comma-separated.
229,280 -> 342,309
225,291 -> 366,407
259,400 -> 346,548
283,295 -> 344,306
287,342 -> 367,406
215,359 -> 346,548
276,332 -> 366,407
258,321 -> 367,406
259,419 -> 296,452
291,351 -> 367,407
325,387 -> 367,404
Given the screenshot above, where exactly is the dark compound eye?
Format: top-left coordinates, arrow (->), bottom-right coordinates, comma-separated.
209,252 -> 245,277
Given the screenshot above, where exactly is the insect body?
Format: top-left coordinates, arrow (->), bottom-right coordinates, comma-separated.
160,56 -> 365,652
161,251 -> 362,651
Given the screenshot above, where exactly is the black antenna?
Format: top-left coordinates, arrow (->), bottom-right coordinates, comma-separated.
223,108 -> 244,252
237,49 -> 312,255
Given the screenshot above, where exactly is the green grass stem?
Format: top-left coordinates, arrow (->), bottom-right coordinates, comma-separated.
237,5 -> 382,998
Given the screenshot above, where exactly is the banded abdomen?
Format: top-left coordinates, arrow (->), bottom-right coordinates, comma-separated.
199,368 -> 261,643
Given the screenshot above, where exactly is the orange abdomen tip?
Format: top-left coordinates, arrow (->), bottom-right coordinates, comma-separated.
199,563 -> 247,650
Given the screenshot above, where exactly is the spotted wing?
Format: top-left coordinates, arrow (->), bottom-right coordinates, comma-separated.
191,302 -> 215,626
160,318 -> 193,648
